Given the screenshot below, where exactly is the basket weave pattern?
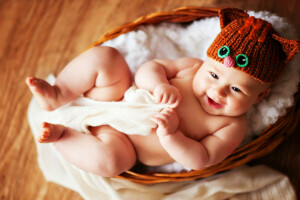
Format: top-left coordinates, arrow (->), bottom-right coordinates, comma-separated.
90,7 -> 300,184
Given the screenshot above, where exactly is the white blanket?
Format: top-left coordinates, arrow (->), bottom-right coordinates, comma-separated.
41,78 -> 167,136
27,10 -> 299,200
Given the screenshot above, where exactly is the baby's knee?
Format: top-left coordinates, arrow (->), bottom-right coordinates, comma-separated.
87,46 -> 131,79
88,46 -> 123,64
93,151 -> 136,177
90,132 -> 136,176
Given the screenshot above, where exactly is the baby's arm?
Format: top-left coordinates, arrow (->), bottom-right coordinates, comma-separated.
153,113 -> 247,169
135,57 -> 202,107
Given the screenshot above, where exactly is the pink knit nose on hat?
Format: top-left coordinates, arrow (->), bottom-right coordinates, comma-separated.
223,56 -> 235,68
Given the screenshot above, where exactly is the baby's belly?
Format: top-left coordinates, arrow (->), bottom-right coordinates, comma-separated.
128,130 -> 174,166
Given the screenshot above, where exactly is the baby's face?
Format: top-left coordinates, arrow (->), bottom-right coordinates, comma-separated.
192,57 -> 270,117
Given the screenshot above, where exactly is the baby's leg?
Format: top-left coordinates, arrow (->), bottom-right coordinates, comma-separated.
38,123 -> 136,177
26,46 -> 132,110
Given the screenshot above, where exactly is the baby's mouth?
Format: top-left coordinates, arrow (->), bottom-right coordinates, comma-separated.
206,96 -> 224,109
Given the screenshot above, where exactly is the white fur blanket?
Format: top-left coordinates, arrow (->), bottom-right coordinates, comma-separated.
27,10 -> 299,200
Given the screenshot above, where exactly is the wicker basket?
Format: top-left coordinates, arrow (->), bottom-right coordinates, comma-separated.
90,7 -> 300,184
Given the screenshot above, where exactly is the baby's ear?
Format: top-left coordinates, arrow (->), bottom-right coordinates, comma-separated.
272,34 -> 300,63
255,88 -> 271,104
219,7 -> 249,29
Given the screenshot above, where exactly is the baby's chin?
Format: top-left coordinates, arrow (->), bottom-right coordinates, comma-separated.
221,109 -> 249,117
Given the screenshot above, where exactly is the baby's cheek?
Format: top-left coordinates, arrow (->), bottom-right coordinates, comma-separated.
199,77 -> 210,92
229,99 -> 250,115
193,80 -> 204,96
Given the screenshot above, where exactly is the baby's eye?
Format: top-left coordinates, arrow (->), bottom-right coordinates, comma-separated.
211,72 -> 219,79
231,87 -> 241,92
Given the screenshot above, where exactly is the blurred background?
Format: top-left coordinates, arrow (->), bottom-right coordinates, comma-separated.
0,0 -> 299,199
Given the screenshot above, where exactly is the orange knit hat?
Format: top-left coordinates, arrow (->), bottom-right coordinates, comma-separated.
207,8 -> 300,83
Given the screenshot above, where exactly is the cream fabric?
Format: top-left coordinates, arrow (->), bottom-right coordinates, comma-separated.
38,75 -> 167,136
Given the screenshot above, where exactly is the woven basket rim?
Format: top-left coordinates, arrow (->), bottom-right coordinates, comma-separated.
89,6 -> 300,184
89,7 -> 220,48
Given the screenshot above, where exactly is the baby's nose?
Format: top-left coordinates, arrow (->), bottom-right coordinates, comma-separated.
210,86 -> 226,99
223,56 -> 235,68
215,87 -> 226,98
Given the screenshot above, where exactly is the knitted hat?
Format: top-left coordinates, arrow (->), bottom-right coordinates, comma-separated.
207,8 -> 300,83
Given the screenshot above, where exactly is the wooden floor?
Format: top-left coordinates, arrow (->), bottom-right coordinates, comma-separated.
1,0 -> 299,199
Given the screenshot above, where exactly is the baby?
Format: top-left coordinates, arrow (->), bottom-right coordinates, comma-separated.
26,8 -> 299,177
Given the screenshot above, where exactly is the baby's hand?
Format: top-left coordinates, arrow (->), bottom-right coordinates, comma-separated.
153,84 -> 181,108
151,107 -> 179,137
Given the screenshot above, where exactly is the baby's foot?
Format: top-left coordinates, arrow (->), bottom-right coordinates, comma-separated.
37,122 -> 65,143
26,77 -> 60,111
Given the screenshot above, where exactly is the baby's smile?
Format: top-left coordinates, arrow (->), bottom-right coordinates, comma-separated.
206,95 -> 224,109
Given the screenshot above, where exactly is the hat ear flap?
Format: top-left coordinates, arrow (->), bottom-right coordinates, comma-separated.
272,34 -> 300,63
219,7 -> 249,29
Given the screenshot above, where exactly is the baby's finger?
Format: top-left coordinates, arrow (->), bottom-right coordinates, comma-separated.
161,93 -> 169,104
158,112 -> 170,121
154,93 -> 163,104
161,107 -> 173,114
150,115 -> 167,127
170,97 -> 181,108
167,94 -> 176,105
